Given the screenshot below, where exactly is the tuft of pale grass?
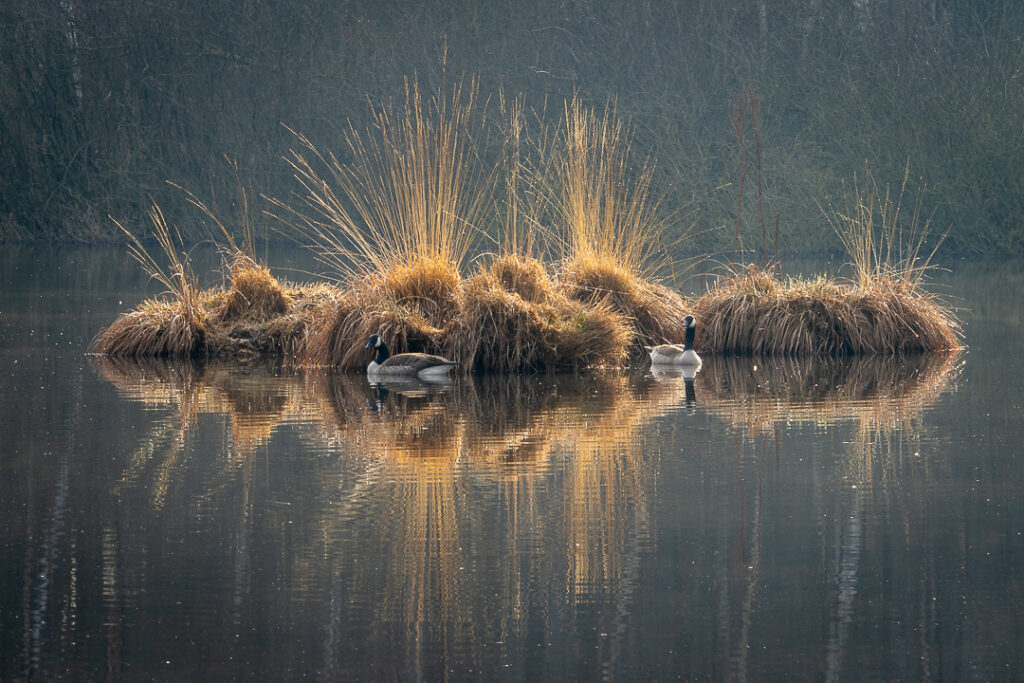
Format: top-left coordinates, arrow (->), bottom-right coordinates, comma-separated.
559,255 -> 691,347
380,255 -> 463,327
823,162 -> 945,291
455,263 -> 631,373
692,265 -> 961,355
217,252 -> 291,322
534,98 -> 689,349
275,76 -> 497,281
93,204 -> 209,357
548,98 -> 661,272
303,267 -> 454,370
488,253 -> 553,303
93,299 -> 208,357
235,281 -> 338,362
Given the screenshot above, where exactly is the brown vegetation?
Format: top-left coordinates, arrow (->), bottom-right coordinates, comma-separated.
93,91 -> 962,369
691,265 -> 960,355
92,248 -> 334,361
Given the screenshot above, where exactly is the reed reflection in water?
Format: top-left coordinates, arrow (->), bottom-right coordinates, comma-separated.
80,351 -> 963,679
92,357 -> 700,677
679,351 -> 963,681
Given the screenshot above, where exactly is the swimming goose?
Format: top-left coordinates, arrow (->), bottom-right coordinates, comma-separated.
365,334 -> 458,380
644,315 -> 702,367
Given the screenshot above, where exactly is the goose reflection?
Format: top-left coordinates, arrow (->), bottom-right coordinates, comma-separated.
365,375 -> 454,412
650,363 -> 701,412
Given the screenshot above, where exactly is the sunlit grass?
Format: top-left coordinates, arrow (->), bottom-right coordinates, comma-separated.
94,84 -> 962,367
536,98 -> 692,347
824,162 -> 945,291
279,76 -> 495,280
93,204 -> 209,357
692,264 -> 960,355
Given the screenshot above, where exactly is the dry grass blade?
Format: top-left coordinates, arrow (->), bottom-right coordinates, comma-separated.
823,161 -> 946,291
547,97 -> 661,274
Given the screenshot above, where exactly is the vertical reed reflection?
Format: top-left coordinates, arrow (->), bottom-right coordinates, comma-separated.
91,359 -> 696,676
691,351 -> 962,681
82,351 -> 963,679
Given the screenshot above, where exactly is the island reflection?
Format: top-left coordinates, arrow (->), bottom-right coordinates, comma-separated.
90,352 -> 961,678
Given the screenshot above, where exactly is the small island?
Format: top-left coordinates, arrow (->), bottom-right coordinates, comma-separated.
92,86 -> 960,371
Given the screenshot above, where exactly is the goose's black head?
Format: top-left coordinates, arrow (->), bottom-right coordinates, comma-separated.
683,315 -> 696,349
366,334 -> 390,364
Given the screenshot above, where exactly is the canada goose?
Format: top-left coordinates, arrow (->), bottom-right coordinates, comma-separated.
644,315 -> 702,367
365,334 -> 458,380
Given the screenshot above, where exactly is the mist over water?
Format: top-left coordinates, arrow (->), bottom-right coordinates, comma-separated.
2,248 -> 1022,681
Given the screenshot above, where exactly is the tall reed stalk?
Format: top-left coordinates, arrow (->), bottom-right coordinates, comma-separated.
550,97 -> 660,274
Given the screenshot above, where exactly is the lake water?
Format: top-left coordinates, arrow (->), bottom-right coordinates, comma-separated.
2,247 -> 1022,681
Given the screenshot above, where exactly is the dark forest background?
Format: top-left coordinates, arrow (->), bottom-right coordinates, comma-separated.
2,0 -> 1022,256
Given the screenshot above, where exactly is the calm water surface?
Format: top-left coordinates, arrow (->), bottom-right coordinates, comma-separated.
1,247 -> 1022,681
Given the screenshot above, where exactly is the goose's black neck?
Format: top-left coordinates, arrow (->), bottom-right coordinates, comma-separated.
684,325 -> 696,351
374,341 -> 390,364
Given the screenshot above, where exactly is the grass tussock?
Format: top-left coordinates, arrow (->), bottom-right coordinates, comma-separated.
93,230 -> 331,360
489,253 -> 551,303
380,255 -> 463,327
538,98 -> 689,348
218,252 -> 291,322
93,205 -> 210,357
303,252 -> 631,372
303,281 -> 451,370
96,93 -> 962,367
559,256 -> 691,347
93,299 -> 209,357
455,258 -> 630,372
692,265 -> 960,355
302,256 -> 462,370
278,75 -> 496,281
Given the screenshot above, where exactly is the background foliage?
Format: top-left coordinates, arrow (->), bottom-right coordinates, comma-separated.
2,0 -> 1022,256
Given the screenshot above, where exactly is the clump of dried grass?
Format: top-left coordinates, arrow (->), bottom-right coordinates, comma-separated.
92,205 -> 209,357
489,253 -> 551,303
536,98 -> 689,348
244,282 -> 338,362
690,164 -> 961,356
303,252 -> 631,373
559,256 -> 691,347
276,76 -> 495,282
217,252 -> 291,323
692,265 -> 960,355
380,255 -> 463,327
93,299 -> 209,357
455,261 -> 630,373
303,270 -> 454,370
